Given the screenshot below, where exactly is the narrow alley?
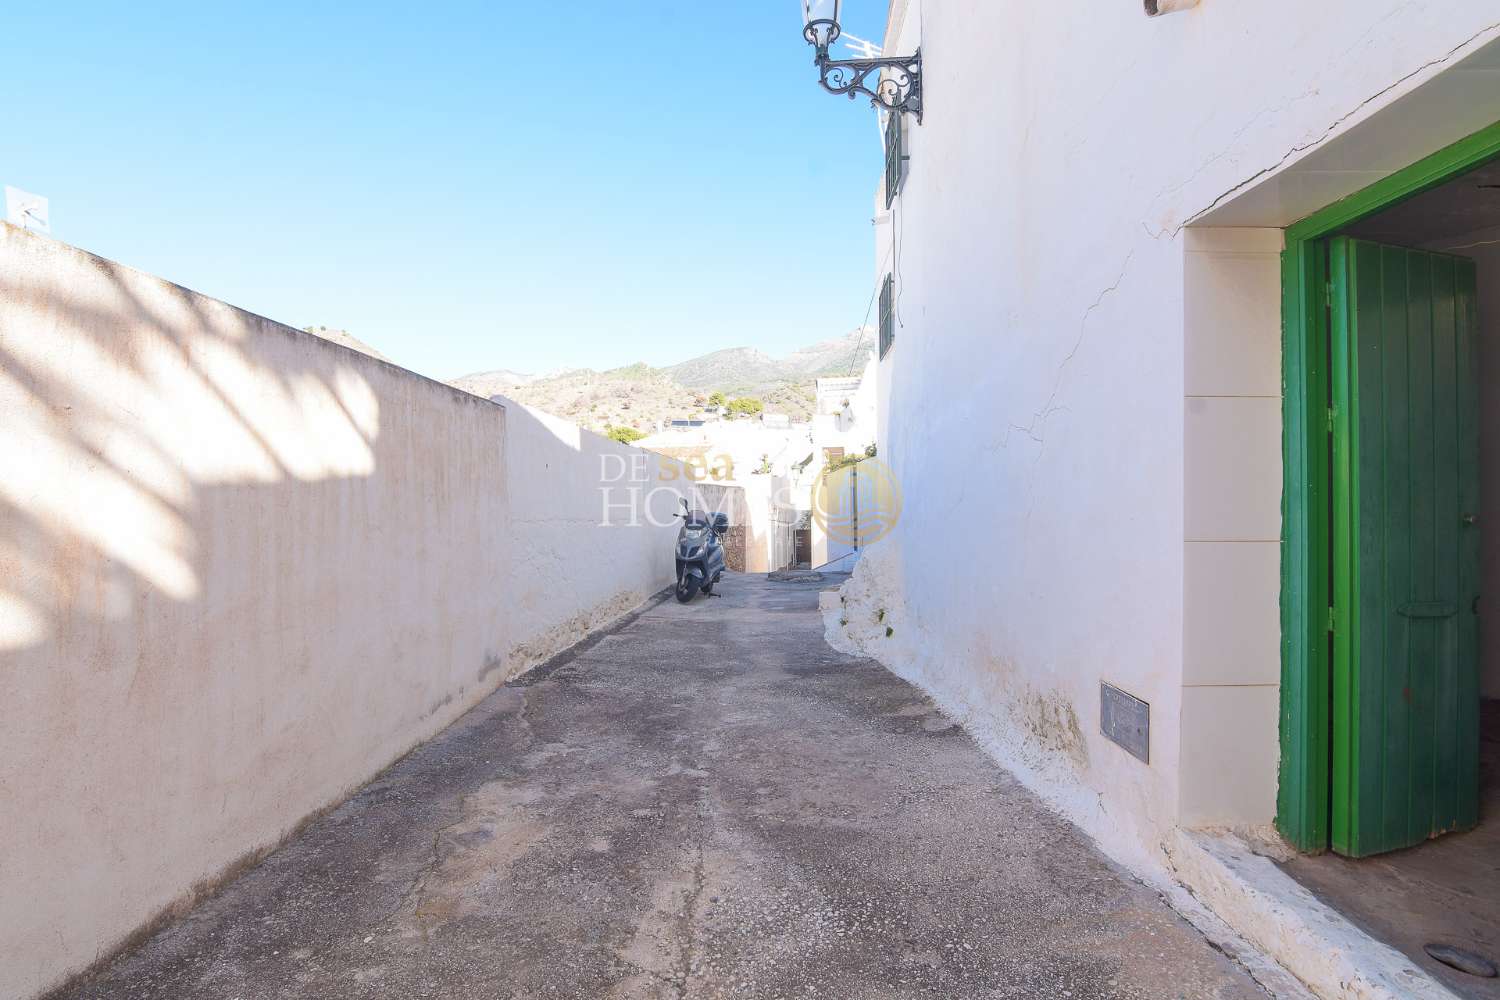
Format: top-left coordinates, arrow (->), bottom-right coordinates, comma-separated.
55,575 -> 1265,1000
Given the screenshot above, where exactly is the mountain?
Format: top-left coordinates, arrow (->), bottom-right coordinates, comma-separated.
664,331 -> 870,393
441,368 -> 545,399
780,333 -> 876,378
663,347 -> 787,392
466,364 -> 694,436
449,330 -> 872,436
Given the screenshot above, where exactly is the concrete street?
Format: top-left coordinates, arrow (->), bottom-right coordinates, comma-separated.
56,574 -> 1265,1000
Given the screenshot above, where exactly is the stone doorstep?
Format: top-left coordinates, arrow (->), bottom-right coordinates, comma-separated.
1165,829 -> 1461,1000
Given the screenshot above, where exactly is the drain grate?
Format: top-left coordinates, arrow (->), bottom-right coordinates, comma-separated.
1424,943 -> 1499,978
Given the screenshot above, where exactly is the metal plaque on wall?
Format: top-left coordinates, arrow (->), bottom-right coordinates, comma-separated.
1101,682 -> 1150,764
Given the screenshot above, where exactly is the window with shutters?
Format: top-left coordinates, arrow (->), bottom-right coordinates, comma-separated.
878,273 -> 895,359
884,112 -> 907,209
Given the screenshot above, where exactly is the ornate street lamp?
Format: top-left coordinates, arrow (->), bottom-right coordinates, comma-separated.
800,0 -> 922,121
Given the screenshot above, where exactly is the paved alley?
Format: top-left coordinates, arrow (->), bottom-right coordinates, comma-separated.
55,574 -> 1266,1000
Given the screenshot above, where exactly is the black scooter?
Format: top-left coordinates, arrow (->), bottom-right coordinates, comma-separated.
674,498 -> 728,603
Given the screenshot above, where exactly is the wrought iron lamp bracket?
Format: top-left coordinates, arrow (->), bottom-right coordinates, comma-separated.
811,46 -> 923,122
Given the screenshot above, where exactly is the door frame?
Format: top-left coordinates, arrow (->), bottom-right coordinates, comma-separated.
1277,120 -> 1500,852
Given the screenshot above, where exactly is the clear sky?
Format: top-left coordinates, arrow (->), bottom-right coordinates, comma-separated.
0,2 -> 890,380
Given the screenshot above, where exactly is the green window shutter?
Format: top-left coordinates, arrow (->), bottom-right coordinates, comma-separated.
878,274 -> 895,359
884,113 -> 905,210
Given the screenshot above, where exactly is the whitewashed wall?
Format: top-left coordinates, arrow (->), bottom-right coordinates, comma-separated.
497,400 -> 694,669
838,0 -> 1500,864
0,225 -> 734,1000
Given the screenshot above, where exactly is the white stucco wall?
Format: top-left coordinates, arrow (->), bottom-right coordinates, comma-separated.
833,1 -> 1500,868
0,224 -> 725,1000
497,400 -> 693,667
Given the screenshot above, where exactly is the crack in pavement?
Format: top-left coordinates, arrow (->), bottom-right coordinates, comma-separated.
53,575 -> 1273,1000
672,789 -> 713,999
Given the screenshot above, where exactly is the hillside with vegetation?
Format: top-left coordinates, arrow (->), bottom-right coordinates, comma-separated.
447,329 -> 871,436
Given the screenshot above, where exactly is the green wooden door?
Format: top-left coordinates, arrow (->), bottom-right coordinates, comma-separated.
1329,237 -> 1481,858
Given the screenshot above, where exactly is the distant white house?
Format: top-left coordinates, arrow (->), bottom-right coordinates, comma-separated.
638,349 -> 878,572
812,364 -> 877,459
804,357 -> 878,569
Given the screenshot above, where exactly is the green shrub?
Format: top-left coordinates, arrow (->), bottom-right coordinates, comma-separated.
606,425 -> 646,444
727,397 -> 763,416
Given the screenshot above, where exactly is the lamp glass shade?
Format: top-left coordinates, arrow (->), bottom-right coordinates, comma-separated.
801,0 -> 841,49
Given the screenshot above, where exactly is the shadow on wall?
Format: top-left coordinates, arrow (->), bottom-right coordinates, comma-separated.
4,259 -> 377,648
0,224 -> 508,999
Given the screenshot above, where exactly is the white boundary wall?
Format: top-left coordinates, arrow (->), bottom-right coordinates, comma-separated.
0,224 -> 739,999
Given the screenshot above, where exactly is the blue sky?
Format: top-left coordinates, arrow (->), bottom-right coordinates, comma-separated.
0,2 -> 889,380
